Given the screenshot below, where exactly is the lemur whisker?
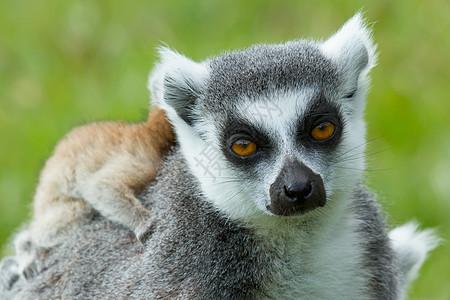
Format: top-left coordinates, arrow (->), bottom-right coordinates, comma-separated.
331,137 -> 382,161
220,186 -> 248,205
333,147 -> 391,163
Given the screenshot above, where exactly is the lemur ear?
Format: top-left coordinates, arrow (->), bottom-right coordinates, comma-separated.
154,47 -> 208,125
321,13 -> 377,90
147,64 -> 165,108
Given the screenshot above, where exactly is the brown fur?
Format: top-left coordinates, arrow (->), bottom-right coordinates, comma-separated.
20,107 -> 174,252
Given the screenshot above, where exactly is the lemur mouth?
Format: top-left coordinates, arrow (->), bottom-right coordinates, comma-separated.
268,159 -> 326,216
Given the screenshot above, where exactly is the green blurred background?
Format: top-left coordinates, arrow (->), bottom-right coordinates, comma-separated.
0,0 -> 448,298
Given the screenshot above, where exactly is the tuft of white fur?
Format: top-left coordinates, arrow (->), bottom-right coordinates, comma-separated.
148,48 -> 203,108
389,222 -> 440,286
150,47 -> 208,121
148,47 -> 208,107
321,12 -> 377,70
320,12 -> 377,96
147,63 -> 166,107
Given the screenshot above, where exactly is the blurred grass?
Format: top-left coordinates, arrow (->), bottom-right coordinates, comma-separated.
0,0 -> 448,298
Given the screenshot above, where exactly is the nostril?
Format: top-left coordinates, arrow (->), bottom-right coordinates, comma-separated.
283,181 -> 313,202
283,185 -> 296,200
304,182 -> 313,199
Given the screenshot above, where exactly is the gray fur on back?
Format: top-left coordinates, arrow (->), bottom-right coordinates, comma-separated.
1,151 -> 269,299
0,149 -> 400,299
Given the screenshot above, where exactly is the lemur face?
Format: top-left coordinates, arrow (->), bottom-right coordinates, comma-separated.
154,14 -> 376,220
218,91 -> 343,216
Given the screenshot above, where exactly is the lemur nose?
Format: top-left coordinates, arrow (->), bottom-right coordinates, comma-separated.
269,159 -> 326,216
283,182 -> 313,202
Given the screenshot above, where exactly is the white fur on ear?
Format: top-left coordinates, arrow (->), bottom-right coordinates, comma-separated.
152,47 -> 208,125
321,13 -> 377,87
147,64 -> 166,108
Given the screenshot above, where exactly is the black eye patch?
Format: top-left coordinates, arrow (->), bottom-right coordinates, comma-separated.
296,98 -> 343,150
220,117 -> 273,167
344,89 -> 357,99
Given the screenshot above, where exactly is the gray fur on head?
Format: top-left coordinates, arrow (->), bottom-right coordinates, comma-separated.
1,13 -> 438,299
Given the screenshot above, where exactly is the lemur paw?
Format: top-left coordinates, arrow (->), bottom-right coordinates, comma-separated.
136,220 -> 156,244
0,257 -> 20,290
22,261 -> 39,280
14,234 -> 39,280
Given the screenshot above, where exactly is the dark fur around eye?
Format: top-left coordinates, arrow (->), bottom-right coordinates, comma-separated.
220,118 -> 273,167
344,89 -> 357,99
297,99 -> 343,150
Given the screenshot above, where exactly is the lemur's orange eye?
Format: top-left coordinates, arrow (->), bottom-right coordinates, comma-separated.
311,122 -> 335,141
231,140 -> 257,157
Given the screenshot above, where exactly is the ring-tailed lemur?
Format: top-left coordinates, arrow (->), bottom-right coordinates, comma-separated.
0,13 -> 438,299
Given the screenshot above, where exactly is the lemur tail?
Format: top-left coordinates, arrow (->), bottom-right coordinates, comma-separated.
389,222 -> 440,286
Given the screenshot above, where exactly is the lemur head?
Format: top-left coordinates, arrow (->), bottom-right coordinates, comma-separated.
151,14 -> 376,221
